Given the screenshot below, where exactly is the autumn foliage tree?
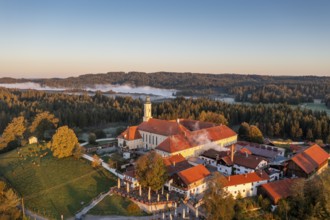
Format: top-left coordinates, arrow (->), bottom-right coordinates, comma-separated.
135,151 -> 167,191
91,154 -> 102,168
249,125 -> 264,143
199,111 -> 228,125
203,173 -> 235,220
48,126 -> 79,158
29,111 -> 59,140
0,181 -> 21,219
0,116 -> 26,151
238,122 -> 264,143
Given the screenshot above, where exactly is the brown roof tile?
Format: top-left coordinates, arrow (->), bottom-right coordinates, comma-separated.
163,154 -> 192,176
201,149 -> 230,160
233,152 -> 267,169
291,144 -> 329,174
261,178 -> 302,204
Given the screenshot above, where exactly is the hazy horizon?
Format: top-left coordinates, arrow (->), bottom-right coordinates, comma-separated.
1,0 -> 329,78
1,71 -> 330,79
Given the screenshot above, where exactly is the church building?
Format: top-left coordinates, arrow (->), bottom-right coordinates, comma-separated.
117,96 -> 238,158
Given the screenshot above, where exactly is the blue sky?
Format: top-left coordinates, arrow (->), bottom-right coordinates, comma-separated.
0,0 -> 329,78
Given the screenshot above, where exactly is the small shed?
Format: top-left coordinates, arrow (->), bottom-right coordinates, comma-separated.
29,136 -> 38,144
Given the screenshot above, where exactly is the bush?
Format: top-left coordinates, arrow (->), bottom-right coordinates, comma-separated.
127,203 -> 140,215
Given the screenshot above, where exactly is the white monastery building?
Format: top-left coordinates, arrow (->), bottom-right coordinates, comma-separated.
117,97 -> 238,158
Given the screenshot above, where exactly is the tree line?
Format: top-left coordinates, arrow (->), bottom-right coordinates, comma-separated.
1,88 -> 330,143
1,72 -> 330,104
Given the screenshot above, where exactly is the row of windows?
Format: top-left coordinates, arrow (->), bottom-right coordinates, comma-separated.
142,133 -> 159,145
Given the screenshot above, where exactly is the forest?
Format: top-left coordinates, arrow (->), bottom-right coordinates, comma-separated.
1,88 -> 330,143
1,72 -> 329,105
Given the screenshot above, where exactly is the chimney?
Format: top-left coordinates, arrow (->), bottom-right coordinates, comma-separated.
230,144 -> 235,162
245,173 -> 247,178
173,161 -> 176,167
246,152 -> 248,158
177,118 -> 180,123
228,176 -> 231,181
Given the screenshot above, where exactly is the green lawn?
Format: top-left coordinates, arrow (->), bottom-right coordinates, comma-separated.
88,195 -> 147,216
0,144 -> 116,219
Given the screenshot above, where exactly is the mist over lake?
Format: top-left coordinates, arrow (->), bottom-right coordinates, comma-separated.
0,82 -> 176,98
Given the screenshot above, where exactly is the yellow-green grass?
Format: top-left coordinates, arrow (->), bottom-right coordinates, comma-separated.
0,144 -> 116,219
88,195 -> 147,216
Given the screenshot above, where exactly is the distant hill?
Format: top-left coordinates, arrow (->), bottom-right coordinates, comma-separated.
1,72 -> 330,104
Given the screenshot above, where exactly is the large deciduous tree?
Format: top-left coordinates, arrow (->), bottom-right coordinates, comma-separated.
249,125 -> 264,143
135,151 -> 167,191
0,116 -> 26,150
29,111 -> 59,140
203,173 -> 235,220
0,181 -> 21,220
48,126 -> 79,158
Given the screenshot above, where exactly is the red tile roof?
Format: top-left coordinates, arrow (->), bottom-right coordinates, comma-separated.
291,144 -> 329,174
178,119 -> 216,131
156,134 -> 192,153
156,125 -> 237,153
177,164 -> 211,186
239,148 -> 252,155
138,118 -> 190,136
117,126 -> 142,140
163,154 -> 187,166
223,170 -> 269,187
261,178 -> 301,204
163,154 -> 192,176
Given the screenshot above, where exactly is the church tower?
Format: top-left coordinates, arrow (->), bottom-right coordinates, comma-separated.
143,96 -> 152,122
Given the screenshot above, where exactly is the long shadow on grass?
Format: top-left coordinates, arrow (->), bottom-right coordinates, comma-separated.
65,184 -> 86,216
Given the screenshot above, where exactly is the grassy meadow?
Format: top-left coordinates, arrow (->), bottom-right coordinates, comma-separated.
88,195 -> 147,216
0,144 -> 116,219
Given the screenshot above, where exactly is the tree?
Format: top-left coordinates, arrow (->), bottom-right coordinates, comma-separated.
203,173 -> 235,220
276,199 -> 290,220
88,133 -> 97,145
29,111 -> 59,140
199,111 -> 228,125
135,151 -> 167,191
72,145 -> 85,159
91,154 -> 102,168
0,181 -> 21,220
249,125 -> 264,143
238,122 -> 250,140
0,116 -> 26,150
48,126 -> 78,158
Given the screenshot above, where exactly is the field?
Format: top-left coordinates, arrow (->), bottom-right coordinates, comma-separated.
299,103 -> 330,116
0,144 -> 116,219
88,195 -> 147,216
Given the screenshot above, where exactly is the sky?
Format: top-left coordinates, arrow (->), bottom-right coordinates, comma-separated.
0,0 -> 329,78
